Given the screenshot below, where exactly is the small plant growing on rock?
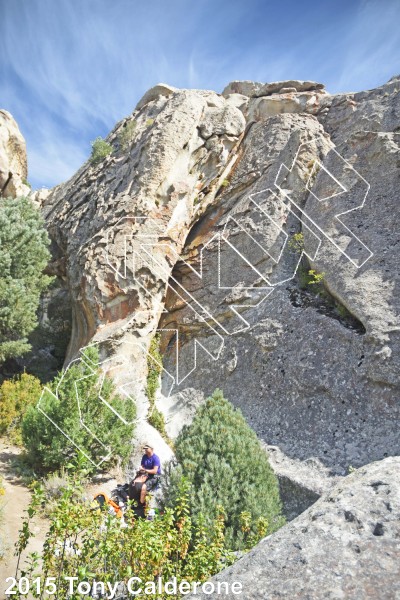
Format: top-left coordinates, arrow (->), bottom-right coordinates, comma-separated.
146,334 -> 172,446
308,269 -> 325,286
145,118 -> 155,127
119,119 -> 137,150
90,136 -> 113,164
221,179 -> 230,188
288,232 -> 305,253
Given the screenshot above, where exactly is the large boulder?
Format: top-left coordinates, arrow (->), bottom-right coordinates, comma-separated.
0,109 -> 30,198
189,457 -> 400,599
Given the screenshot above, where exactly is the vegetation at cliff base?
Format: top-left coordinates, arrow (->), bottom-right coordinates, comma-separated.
165,389 -> 285,550
21,347 -> 135,472
0,372 -> 42,444
14,471 -> 234,599
0,196 -> 53,364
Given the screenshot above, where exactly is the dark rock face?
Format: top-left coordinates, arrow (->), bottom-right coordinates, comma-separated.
188,457 -> 400,600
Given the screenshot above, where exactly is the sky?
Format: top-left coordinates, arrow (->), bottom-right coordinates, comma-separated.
1,0 -> 399,189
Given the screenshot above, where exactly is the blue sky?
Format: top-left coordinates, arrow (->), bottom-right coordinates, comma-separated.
1,0 -> 399,189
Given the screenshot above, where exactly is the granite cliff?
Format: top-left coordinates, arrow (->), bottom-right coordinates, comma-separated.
30,75 -> 399,496
1,74 -> 399,597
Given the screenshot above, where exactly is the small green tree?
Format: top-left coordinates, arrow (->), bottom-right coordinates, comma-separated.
165,389 -> 285,550
21,347 -> 136,472
90,137 -> 113,164
0,372 -> 42,444
0,196 -> 52,364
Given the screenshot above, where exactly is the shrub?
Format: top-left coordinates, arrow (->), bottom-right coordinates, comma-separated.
0,373 -> 42,444
21,347 -> 136,472
145,334 -> 172,446
14,473 -> 234,596
145,118 -> 155,127
90,137 -> 113,164
41,468 -> 70,501
165,389 -> 285,549
221,179 -> 230,187
119,119 -> 137,150
0,196 -> 53,364
288,232 -> 305,253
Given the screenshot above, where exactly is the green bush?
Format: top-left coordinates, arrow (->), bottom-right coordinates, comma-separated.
145,334 -> 172,446
165,389 -> 285,550
90,137 -> 113,164
14,474 -> 234,597
21,347 -> 136,472
119,119 -> 137,150
0,196 -> 53,364
148,407 -> 168,438
0,372 -> 42,444
288,232 -> 305,253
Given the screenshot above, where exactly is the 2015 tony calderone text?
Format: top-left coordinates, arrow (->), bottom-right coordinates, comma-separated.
5,576 -> 243,596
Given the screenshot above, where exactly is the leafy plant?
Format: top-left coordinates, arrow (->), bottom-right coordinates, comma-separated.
221,179 -> 230,188
145,334 -> 172,446
22,178 -> 32,189
0,196 -> 53,364
90,137 -> 113,164
0,373 -> 42,444
21,347 -> 136,472
119,119 -> 137,150
146,118 -> 155,127
307,269 -> 325,285
288,232 -> 304,253
164,389 -> 285,550
13,471 -> 234,599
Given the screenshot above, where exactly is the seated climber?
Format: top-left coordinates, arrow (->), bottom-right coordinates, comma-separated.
128,469 -> 148,519
141,442 -> 162,491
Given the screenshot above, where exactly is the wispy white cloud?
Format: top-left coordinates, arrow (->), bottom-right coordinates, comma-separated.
1,0 -> 399,188
335,0 -> 400,92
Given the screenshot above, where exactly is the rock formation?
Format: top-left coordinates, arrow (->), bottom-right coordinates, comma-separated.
0,109 -> 31,198
157,75 -> 400,501
1,73 -> 399,597
3,73 -> 399,502
189,456 -> 400,599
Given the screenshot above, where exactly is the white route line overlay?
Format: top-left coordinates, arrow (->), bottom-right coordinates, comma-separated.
37,135 -> 373,464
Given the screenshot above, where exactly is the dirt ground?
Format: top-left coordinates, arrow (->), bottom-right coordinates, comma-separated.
0,441 -> 47,595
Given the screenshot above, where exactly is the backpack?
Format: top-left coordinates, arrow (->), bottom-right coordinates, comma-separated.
93,492 -> 123,518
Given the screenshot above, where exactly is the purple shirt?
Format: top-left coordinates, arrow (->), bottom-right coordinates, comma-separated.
142,453 -> 161,475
